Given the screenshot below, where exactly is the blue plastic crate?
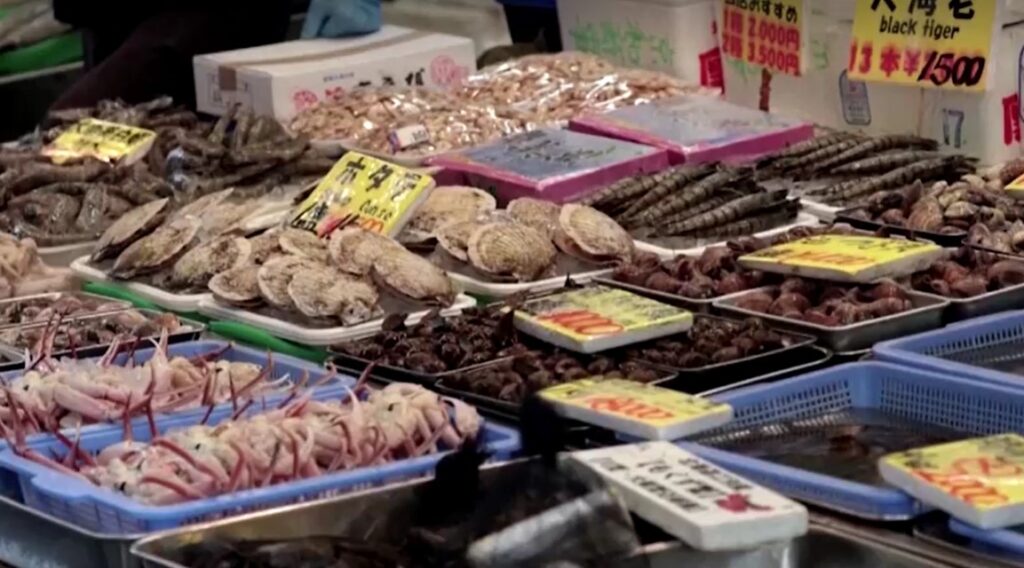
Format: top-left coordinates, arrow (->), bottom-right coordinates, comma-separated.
874,310 -> 1024,389
0,340 -> 349,454
680,362 -> 1024,520
948,518 -> 1024,559
0,387 -> 520,534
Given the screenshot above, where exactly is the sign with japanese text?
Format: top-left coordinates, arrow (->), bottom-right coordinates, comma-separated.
848,0 -> 999,91
720,0 -> 806,76
290,152 -> 434,238
43,118 -> 156,165
880,434 -> 1024,528
738,235 -> 943,282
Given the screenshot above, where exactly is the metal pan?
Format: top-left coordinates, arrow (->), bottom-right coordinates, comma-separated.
714,288 -> 949,352
834,208 -> 965,247
0,291 -> 131,332
592,276 -> 773,313
0,309 -> 205,363
660,344 -> 833,396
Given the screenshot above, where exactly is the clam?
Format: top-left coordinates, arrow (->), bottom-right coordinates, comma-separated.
400,186 -> 496,243
278,228 -> 329,263
466,222 -> 556,282
287,264 -> 379,324
507,197 -> 560,239
554,204 -> 634,264
110,215 -> 201,279
169,235 -> 251,290
372,250 -> 455,306
256,255 -> 322,309
209,264 -> 262,307
328,227 -> 404,276
92,198 -> 170,262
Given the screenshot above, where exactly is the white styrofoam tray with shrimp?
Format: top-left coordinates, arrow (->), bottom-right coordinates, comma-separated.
196,293 -> 477,345
70,256 -> 211,312
634,212 -> 821,259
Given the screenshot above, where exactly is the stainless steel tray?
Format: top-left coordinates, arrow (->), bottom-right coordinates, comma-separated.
130,459 -> 1001,568
0,291 -> 131,332
916,283 -> 1024,324
713,287 -> 950,352
592,276 -> 768,314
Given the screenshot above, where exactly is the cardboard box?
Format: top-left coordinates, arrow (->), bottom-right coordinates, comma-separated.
430,128 -> 669,204
193,25 -> 475,120
557,0 -> 723,88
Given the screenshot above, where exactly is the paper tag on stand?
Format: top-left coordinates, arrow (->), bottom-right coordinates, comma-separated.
848,0 -> 999,92
561,442 -> 808,551
513,285 -> 694,353
388,124 -> 430,151
540,378 -> 733,440
879,434 -> 1024,529
738,235 -> 943,282
42,118 -> 156,165
720,0 -> 806,77
290,151 -> 434,237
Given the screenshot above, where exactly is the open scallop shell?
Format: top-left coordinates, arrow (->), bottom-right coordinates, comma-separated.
466,222 -> 556,282
209,263 -> 262,307
278,228 -> 329,263
507,197 -> 560,240
400,186 -> 497,244
287,264 -> 379,324
556,204 -> 634,264
328,227 -> 405,276
93,198 -> 170,262
372,250 -> 454,306
170,235 -> 252,289
256,255 -> 323,309
110,215 -> 201,279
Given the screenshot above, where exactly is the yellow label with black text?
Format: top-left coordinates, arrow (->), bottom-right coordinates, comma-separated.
43,118 -> 156,164
720,0 -> 806,76
883,434 -> 1024,509
848,0 -> 998,91
290,152 -> 433,238
739,235 -> 940,276
540,379 -> 731,428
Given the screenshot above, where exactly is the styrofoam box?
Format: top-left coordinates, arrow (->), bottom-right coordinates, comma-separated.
557,0 -> 722,86
194,25 -> 476,121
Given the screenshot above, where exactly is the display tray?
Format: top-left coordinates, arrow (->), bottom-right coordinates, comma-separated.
70,255 -> 212,312
0,308 -> 205,364
633,212 -> 819,258
197,293 -> 477,346
659,344 -> 833,396
714,287 -> 949,352
833,208 -> 966,247
430,247 -> 613,298
592,276 -> 777,313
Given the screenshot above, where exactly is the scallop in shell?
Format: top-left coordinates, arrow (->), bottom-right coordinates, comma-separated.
256,255 -> 323,309
209,264 -> 261,307
328,227 -> 404,276
466,222 -> 556,282
507,197 -> 560,239
287,264 -> 379,324
169,235 -> 252,291
278,228 -> 329,263
435,219 -> 486,262
111,215 -> 202,279
372,250 -> 455,306
169,188 -> 234,223
400,186 -> 497,243
555,204 -> 634,264
92,198 -> 170,261
248,229 -> 282,264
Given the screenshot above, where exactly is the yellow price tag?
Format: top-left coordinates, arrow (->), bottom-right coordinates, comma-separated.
848,0 -> 998,92
738,235 -> 942,282
290,152 -> 434,238
883,434 -> 1024,510
541,379 -> 729,427
1005,173 -> 1024,199
513,285 -> 693,352
43,118 -> 156,165
720,0 -> 806,76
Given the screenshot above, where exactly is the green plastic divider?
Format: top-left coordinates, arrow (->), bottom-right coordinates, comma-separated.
0,32 -> 82,76
80,282 -> 210,323
207,321 -> 326,364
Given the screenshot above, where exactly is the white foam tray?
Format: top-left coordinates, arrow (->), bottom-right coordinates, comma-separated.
635,212 -> 820,259
197,293 -> 477,345
799,198 -> 842,222
70,255 -> 211,312
39,242 -> 97,268
448,268 -> 612,299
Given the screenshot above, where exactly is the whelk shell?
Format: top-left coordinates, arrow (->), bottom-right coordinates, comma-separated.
466,222 -> 556,281
92,198 -> 170,262
111,215 -> 201,279
556,204 -> 634,263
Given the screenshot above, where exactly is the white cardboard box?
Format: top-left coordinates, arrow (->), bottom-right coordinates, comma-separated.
557,0 -> 723,87
193,25 -> 476,120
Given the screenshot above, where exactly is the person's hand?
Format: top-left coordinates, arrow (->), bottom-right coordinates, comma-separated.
301,0 -> 382,39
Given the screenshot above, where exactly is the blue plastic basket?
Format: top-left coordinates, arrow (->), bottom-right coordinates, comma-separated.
948,518 -> 1024,559
0,387 -> 520,534
680,362 -> 1024,520
874,310 -> 1024,389
0,340 -> 349,454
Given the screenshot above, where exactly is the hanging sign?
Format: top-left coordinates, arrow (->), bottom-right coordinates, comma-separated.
720,0 -> 806,76
848,0 -> 999,92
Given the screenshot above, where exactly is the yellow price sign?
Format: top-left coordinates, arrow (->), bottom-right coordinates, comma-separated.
43,118 -> 156,165
541,379 -> 729,426
848,0 -> 998,91
883,434 -> 1024,511
738,235 -> 942,281
720,0 -> 805,76
290,152 -> 434,238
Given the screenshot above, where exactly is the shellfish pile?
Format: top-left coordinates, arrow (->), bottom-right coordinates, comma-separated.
733,278 -> 914,327
908,247 -> 1024,299
410,187 -> 635,283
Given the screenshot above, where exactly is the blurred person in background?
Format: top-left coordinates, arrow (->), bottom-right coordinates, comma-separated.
51,0 -> 381,109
